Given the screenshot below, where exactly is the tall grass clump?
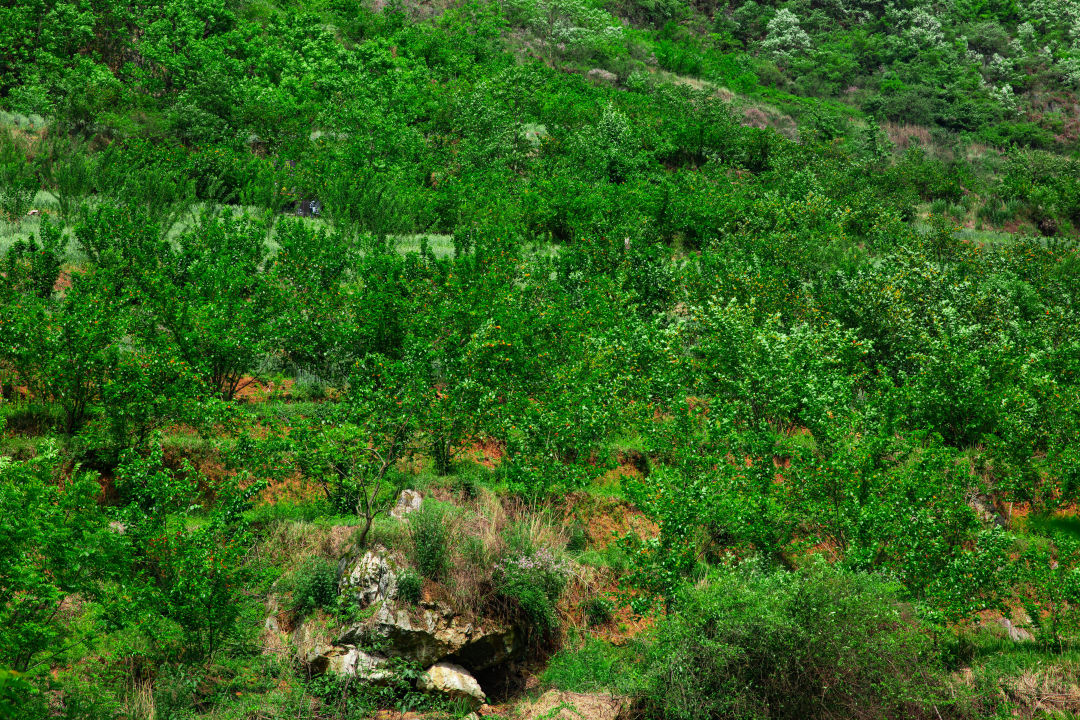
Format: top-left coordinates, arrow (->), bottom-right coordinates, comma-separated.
288,557 -> 338,617
410,503 -> 450,580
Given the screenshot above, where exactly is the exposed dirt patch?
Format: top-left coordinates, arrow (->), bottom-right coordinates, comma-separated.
560,493 -> 658,550
258,471 -> 327,506
463,437 -> 505,469
53,269 -> 73,292
561,567 -> 656,646
373,712 -> 425,720
517,689 -> 629,720
161,438 -> 229,493
597,455 -> 644,491
233,376 -> 268,402
96,472 -> 119,504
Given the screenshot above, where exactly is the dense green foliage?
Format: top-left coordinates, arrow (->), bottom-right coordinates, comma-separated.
288,557 -> 339,617
4,0 -> 1080,717
639,565 -> 939,720
410,503 -> 451,580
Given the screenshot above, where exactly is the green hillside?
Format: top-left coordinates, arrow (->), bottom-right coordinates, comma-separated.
3,1 -> 1080,719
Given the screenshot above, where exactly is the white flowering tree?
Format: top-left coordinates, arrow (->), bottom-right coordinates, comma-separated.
762,9 -> 811,61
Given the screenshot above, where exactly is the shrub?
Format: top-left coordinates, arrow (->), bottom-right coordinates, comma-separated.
410,503 -> 450,580
637,564 -> 942,720
305,656 -> 435,718
0,177 -> 35,225
494,547 -> 570,637
542,635 -> 642,694
586,596 -> 615,626
291,379 -> 327,402
566,525 -> 588,554
397,569 -> 422,604
290,557 -> 338,617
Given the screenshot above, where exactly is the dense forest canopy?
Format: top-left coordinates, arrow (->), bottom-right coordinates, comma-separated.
2,0 -> 1080,718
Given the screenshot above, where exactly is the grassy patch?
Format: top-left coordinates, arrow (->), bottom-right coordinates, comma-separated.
542,634 -> 643,694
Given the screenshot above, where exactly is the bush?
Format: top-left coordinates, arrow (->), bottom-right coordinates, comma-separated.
397,569 -> 422,604
586,596 -> 615,626
542,635 -> 642,694
291,379 -> 328,402
494,547 -> 570,637
566,525 -> 589,553
410,503 -> 450,580
638,564 -> 942,720
289,557 -> 338,617
305,656 -> 435,717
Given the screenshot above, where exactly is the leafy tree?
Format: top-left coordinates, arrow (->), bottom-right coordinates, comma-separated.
0,220 -> 64,299
502,0 -> 622,65
110,444 -> 263,659
8,270 -> 121,434
138,212 -> 275,400
0,447 -> 107,673
269,218 -> 358,378
286,355 -> 421,543
762,8 -> 811,61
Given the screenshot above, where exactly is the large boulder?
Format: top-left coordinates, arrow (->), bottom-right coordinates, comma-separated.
326,646 -> 394,681
336,548 -> 520,669
291,615 -> 394,680
290,549 -> 522,679
417,662 -> 486,709
291,615 -> 337,674
337,598 -> 520,671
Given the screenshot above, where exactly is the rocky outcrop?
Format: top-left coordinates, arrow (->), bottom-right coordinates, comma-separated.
339,548 -> 398,605
283,548 -> 522,682
327,646 -> 394,680
336,597 -> 519,670
417,662 -> 486,709
291,614 -> 395,680
586,68 -> 618,84
967,492 -> 1008,528
998,616 -> 1034,643
390,489 -> 423,519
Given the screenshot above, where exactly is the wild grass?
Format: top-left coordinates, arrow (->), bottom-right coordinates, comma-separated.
123,678 -> 156,720
947,633 -> 1080,718
541,633 -> 643,694
884,122 -> 933,150
0,110 -> 46,130
410,501 -> 452,580
0,196 -> 459,261
1,400 -> 62,438
367,486 -> 572,620
576,544 -> 630,572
